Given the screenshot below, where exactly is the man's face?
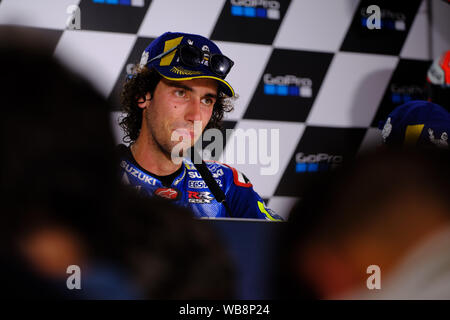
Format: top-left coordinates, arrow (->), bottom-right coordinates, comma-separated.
139,77 -> 218,157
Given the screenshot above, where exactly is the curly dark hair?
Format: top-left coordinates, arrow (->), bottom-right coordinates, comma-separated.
119,66 -> 235,143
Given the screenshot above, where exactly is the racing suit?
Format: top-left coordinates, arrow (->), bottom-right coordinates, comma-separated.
117,144 -> 282,220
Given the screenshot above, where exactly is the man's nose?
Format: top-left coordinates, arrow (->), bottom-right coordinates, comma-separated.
185,98 -> 202,122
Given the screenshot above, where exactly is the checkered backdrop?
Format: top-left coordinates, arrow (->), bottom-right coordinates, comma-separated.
1,0 -> 449,219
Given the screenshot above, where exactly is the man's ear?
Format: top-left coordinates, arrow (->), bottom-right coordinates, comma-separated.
137,92 -> 151,109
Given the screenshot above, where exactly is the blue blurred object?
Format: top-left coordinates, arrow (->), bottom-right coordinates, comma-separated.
379,100 -> 450,149
205,219 -> 283,299
77,263 -> 142,299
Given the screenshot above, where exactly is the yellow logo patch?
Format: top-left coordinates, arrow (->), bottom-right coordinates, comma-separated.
170,66 -> 202,76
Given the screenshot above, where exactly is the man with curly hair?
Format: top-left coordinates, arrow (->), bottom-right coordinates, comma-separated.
118,32 -> 281,220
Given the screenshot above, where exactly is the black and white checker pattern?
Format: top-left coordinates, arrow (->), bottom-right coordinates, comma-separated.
1,0 -> 449,220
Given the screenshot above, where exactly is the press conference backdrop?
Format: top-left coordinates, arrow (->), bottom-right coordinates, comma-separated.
1,0 -> 449,219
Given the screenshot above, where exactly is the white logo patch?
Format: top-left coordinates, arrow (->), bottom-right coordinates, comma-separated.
382,117 -> 392,142
139,51 -> 149,68
428,128 -> 449,148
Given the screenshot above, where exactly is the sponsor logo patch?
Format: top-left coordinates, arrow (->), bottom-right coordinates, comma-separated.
121,160 -> 157,186
154,187 -> 180,200
188,169 -> 224,179
188,179 -> 223,189
188,191 -> 214,204
170,66 -> 203,76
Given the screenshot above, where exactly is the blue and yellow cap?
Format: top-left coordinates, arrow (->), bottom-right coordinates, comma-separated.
139,32 -> 235,97
379,100 -> 450,149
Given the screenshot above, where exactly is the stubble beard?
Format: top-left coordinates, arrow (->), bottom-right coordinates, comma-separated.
146,117 -> 191,162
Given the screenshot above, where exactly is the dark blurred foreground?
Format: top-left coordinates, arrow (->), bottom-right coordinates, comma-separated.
3,26 -> 450,301
277,146 -> 450,299
0,27 -> 235,299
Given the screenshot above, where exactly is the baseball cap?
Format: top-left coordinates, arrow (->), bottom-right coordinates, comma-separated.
139,32 -> 235,97
379,100 -> 450,149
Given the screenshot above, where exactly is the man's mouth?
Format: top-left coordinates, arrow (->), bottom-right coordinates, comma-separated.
173,128 -> 195,140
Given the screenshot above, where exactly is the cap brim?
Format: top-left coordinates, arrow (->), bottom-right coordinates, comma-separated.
154,68 -> 235,97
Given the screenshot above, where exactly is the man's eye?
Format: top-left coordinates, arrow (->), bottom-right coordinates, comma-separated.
174,90 -> 186,97
201,97 -> 214,106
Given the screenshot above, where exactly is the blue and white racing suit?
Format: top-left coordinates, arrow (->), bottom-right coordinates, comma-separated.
118,145 -> 282,220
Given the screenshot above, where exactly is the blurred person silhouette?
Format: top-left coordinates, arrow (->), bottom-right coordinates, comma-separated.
0,27 -> 234,299
280,147 -> 450,299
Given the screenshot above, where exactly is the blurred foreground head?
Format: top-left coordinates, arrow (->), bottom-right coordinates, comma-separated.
0,27 -> 234,299
286,147 -> 450,299
0,27 -> 119,272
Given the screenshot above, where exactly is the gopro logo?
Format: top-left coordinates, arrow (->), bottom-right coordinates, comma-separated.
295,152 -> 343,172
390,84 -> 425,104
263,74 -> 313,97
230,0 -> 280,20
92,0 -> 144,7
